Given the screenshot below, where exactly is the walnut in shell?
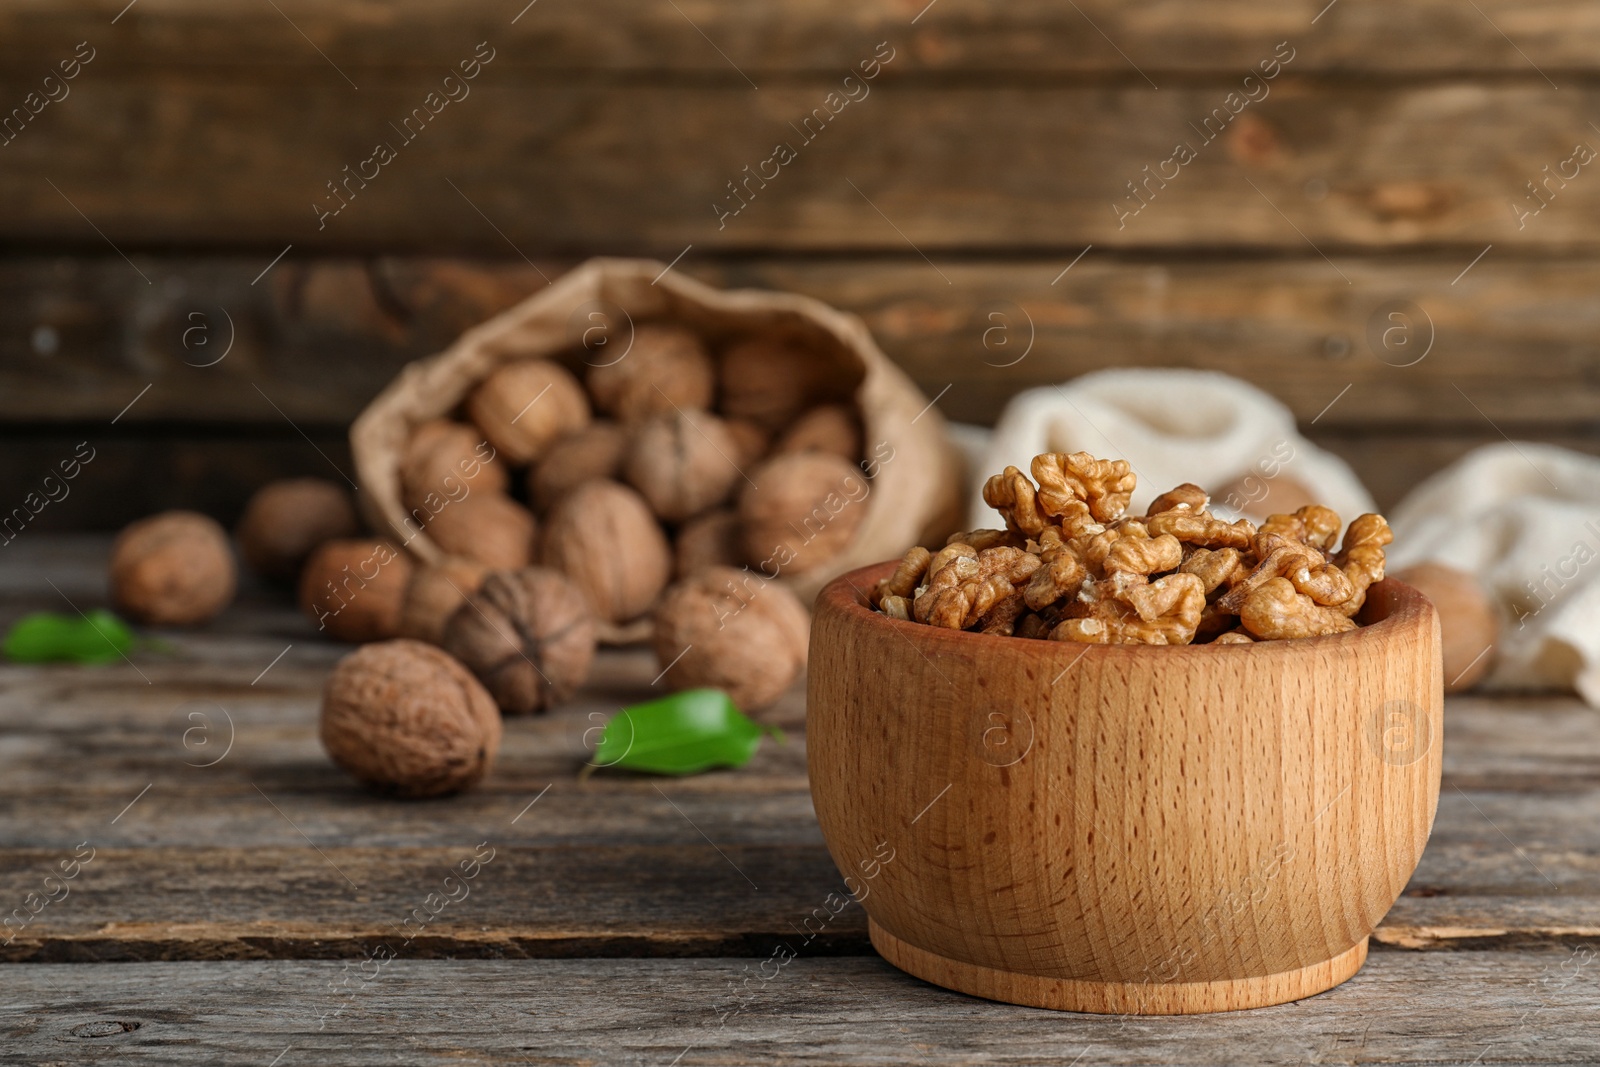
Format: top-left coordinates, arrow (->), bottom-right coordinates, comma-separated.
236,478 -> 361,584
586,323 -> 715,422
540,480 -> 673,624
110,511 -> 237,626
653,565 -> 810,710
528,420 -> 628,512
773,404 -> 862,463
622,410 -> 744,522
320,639 -> 501,797
399,420 -> 506,513
674,509 -> 744,578
299,538 -> 415,642
466,360 -> 590,465
421,492 -> 538,571
722,418 -> 771,467
739,452 -> 868,577
441,568 -> 597,715
718,334 -> 850,427
399,557 -> 491,645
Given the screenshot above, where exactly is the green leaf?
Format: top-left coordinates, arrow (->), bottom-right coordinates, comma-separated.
588,688 -> 775,776
2,609 -> 134,665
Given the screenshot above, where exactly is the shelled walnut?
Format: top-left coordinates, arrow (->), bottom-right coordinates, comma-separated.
875,452 -> 1393,646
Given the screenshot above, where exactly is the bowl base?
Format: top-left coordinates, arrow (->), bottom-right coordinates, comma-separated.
869,921 -> 1368,1015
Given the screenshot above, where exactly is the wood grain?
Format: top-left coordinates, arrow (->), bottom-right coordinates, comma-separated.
4,954 -> 1599,1064
1,0 -> 1597,76
2,81 -> 1595,252
5,255 -> 1597,431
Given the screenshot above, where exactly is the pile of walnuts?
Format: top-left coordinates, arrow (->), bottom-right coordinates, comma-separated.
872,451 -> 1392,645
291,321 -> 862,739
397,322 -> 869,626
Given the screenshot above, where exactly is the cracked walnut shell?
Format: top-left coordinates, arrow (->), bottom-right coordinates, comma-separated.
320,639 -> 501,798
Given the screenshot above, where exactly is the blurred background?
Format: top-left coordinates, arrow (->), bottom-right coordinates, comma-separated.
0,0 -> 1589,530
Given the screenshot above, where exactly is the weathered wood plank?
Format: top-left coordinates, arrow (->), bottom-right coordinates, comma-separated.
4,954 -> 1599,1064
6,255 -> 1598,431
2,82 -> 1595,252
2,539 -> 1596,963
2,0 -> 1597,76
0,544 -> 1598,960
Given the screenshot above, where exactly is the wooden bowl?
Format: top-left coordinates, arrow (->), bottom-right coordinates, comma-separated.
808,562 -> 1443,1014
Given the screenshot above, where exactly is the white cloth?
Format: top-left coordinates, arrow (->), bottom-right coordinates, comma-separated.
1388,442 -> 1600,703
968,368 -> 1374,527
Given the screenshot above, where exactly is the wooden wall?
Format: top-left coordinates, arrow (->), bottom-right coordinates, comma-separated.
1,0 -> 1594,529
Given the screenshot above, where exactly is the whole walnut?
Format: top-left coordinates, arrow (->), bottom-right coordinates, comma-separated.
442,567 -> 597,715
320,639 -> 501,797
236,478 -> 360,584
540,481 -> 672,623
653,565 -> 810,710
723,418 -> 771,467
719,335 -> 851,428
622,410 -> 743,522
528,420 -> 628,512
399,557 -> 490,645
299,538 -> 415,642
466,360 -> 591,465
400,420 -> 506,513
739,452 -> 869,577
1394,562 -> 1498,693
110,511 -> 237,626
674,509 -> 744,578
586,323 -> 715,422
422,492 -> 537,571
773,404 -> 862,463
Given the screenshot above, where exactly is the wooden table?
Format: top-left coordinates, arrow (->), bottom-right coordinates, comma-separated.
2,538 -> 1597,1064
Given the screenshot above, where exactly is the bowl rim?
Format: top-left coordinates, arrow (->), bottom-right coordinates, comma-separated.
817,559 -> 1435,659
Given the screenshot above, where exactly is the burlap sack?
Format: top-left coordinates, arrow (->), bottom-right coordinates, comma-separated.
349,257 -> 965,606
